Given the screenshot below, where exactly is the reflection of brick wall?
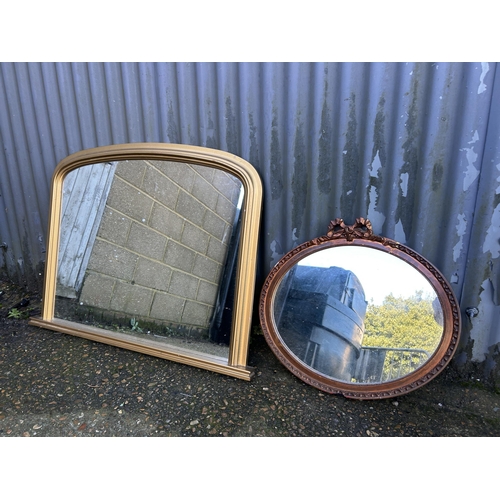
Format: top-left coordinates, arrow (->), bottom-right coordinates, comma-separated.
79,159 -> 242,335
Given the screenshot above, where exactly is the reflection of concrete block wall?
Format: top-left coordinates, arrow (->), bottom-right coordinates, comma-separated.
79,159 -> 242,334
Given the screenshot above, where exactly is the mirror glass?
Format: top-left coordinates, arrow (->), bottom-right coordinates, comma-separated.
273,246 -> 443,384
54,159 -> 244,360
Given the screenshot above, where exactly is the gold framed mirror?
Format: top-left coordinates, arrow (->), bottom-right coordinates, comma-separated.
30,143 -> 262,380
259,218 -> 461,399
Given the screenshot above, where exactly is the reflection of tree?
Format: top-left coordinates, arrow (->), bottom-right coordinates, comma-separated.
363,292 -> 442,354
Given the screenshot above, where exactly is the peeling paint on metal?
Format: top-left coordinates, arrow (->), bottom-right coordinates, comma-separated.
270,109 -> 283,201
394,220 -> 406,244
205,111 -> 217,150
470,278 -> 498,362
400,172 -> 409,197
469,130 -> 479,144
225,96 -> 238,155
341,93 -> 360,217
432,161 -> 444,191
396,68 -> 420,243
317,73 -> 333,195
462,130 -> 480,191
270,239 -> 284,268
367,185 -> 386,229
482,202 -> 500,258
248,112 -> 259,168
367,99 -> 387,229
453,213 -> 467,262
495,163 -> 500,195
369,151 -> 383,178
478,62 -> 490,94
291,122 -> 307,237
167,100 -> 179,144
359,94 -> 388,236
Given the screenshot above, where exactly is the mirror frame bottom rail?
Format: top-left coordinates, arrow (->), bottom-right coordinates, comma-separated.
29,317 -> 254,380
29,143 -> 262,382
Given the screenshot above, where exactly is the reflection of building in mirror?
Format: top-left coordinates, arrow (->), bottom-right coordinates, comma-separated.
276,264 -> 442,383
276,265 -> 368,381
55,159 -> 243,346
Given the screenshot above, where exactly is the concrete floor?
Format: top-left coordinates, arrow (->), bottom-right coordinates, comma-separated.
1,277 -> 500,437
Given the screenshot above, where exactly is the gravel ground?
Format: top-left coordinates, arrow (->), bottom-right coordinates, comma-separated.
1,277 -> 500,437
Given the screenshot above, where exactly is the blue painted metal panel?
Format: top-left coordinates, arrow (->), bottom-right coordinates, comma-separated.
0,62 -> 499,380
457,63 -> 500,379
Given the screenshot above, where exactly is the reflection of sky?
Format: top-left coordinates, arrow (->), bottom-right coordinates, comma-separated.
298,246 -> 437,305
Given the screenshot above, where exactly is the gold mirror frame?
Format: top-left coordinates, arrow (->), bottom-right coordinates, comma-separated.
259,218 -> 461,399
30,143 -> 262,381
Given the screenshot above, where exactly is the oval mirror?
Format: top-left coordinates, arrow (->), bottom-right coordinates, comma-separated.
30,143 -> 262,381
259,218 -> 461,399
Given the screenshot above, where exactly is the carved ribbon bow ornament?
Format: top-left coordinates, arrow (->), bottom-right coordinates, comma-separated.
326,217 -> 374,241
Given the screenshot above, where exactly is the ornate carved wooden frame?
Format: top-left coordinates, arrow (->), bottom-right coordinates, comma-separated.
259,218 -> 461,399
30,143 -> 262,381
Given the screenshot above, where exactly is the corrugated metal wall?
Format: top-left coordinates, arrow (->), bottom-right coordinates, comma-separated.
1,62 -> 499,382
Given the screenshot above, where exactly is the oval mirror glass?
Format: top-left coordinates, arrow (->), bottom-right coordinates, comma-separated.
260,218 -> 461,399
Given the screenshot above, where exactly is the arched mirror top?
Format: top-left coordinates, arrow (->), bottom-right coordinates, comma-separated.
259,218 -> 461,399
50,143 -> 262,193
